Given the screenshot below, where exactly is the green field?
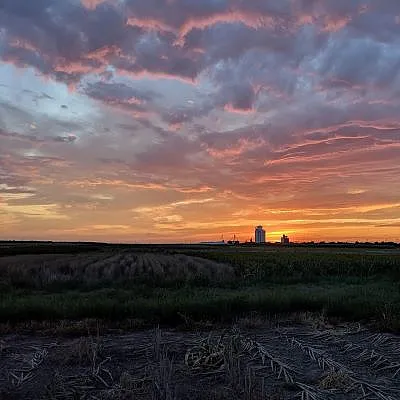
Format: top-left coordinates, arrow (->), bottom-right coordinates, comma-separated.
1,244 -> 399,332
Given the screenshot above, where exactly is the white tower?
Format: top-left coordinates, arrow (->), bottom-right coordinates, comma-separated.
255,226 -> 266,243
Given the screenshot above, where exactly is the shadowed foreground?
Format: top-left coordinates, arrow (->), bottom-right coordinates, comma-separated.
1,319 -> 400,399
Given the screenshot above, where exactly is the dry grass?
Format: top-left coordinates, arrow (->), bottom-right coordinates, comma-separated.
317,371 -> 352,390
152,347 -> 176,400
292,310 -> 334,330
44,336 -> 113,399
2,323 -> 400,399
0,252 -> 235,290
283,330 -> 400,400
119,371 -> 151,393
185,333 -> 225,372
8,347 -> 50,389
305,328 -> 400,379
235,312 -> 268,329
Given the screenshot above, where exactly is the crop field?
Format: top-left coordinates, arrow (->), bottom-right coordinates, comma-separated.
1,246 -> 399,331
0,244 -> 399,399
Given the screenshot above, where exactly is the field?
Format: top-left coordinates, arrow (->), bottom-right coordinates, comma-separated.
0,243 -> 400,399
1,245 -> 399,330
2,320 -> 400,399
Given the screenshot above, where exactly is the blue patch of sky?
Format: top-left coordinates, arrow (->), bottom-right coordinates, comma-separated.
0,64 -> 98,134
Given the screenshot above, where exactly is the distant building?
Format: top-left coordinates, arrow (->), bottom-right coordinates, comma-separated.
255,226 -> 266,243
281,234 -> 290,245
199,241 -> 226,245
228,234 -> 239,245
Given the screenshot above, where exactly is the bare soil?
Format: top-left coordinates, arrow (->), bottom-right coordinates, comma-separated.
1,319 -> 399,400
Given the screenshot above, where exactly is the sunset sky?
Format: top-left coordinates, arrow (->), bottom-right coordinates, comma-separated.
1,0 -> 400,243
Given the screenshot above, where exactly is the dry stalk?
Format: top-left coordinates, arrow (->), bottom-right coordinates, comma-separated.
306,329 -> 400,379
286,335 -> 400,400
287,336 -> 350,373
153,325 -> 162,361
0,339 -> 6,353
344,344 -> 400,378
243,366 -> 265,400
119,370 -> 152,393
152,347 -> 176,400
295,382 -> 330,400
365,333 -> 392,346
230,328 -> 298,384
91,356 -> 113,387
45,372 -> 96,399
98,371 -> 152,399
318,371 -> 353,391
350,377 -> 400,400
185,333 -> 226,372
8,347 -> 49,388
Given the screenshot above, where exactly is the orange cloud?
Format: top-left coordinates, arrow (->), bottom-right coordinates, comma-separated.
207,137 -> 265,159
66,178 -> 213,194
321,15 -> 352,32
223,104 -> 255,114
81,0 -> 109,10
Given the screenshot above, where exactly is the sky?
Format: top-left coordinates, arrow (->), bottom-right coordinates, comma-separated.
0,0 -> 400,243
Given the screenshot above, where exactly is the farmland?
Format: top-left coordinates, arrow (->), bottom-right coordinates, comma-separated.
1,244 -> 399,331
2,321 -> 400,399
0,243 -> 400,399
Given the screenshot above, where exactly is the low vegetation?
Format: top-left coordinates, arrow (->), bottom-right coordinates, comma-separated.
0,246 -> 399,332
0,252 -> 235,290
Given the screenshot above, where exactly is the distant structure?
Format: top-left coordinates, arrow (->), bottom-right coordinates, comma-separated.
200,234 -> 226,245
255,226 -> 266,243
199,241 -> 226,245
281,234 -> 290,245
227,234 -> 240,245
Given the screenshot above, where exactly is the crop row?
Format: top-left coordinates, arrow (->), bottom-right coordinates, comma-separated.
0,252 -> 235,290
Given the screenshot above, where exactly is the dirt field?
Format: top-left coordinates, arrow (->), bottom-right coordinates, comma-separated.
1,319 -> 399,399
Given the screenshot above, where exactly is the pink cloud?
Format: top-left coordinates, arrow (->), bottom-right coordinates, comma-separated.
176,10 -> 277,43
127,17 -> 176,34
223,103 -> 255,114
321,15 -> 352,32
115,68 -> 198,85
53,60 -> 105,75
206,137 -> 265,159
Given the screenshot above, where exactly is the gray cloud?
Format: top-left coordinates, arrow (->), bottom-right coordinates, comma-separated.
84,81 -> 159,114
1,0 -> 400,222
53,135 -> 77,143
1,0 -> 400,107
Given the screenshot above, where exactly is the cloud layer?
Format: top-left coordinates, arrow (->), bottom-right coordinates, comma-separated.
1,0 -> 400,242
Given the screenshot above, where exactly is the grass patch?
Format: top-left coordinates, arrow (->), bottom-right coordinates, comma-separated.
1,247 -> 399,332
1,280 -> 399,331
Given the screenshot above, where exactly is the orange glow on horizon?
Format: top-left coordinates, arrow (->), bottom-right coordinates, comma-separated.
1,0 -> 400,244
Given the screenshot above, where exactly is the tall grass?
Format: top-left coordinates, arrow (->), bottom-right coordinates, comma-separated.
0,252 -> 235,291
1,281 -> 399,330
196,251 -> 400,283
0,248 -> 399,331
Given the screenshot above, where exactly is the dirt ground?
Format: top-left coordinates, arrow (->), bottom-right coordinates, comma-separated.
1,319 -> 399,400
